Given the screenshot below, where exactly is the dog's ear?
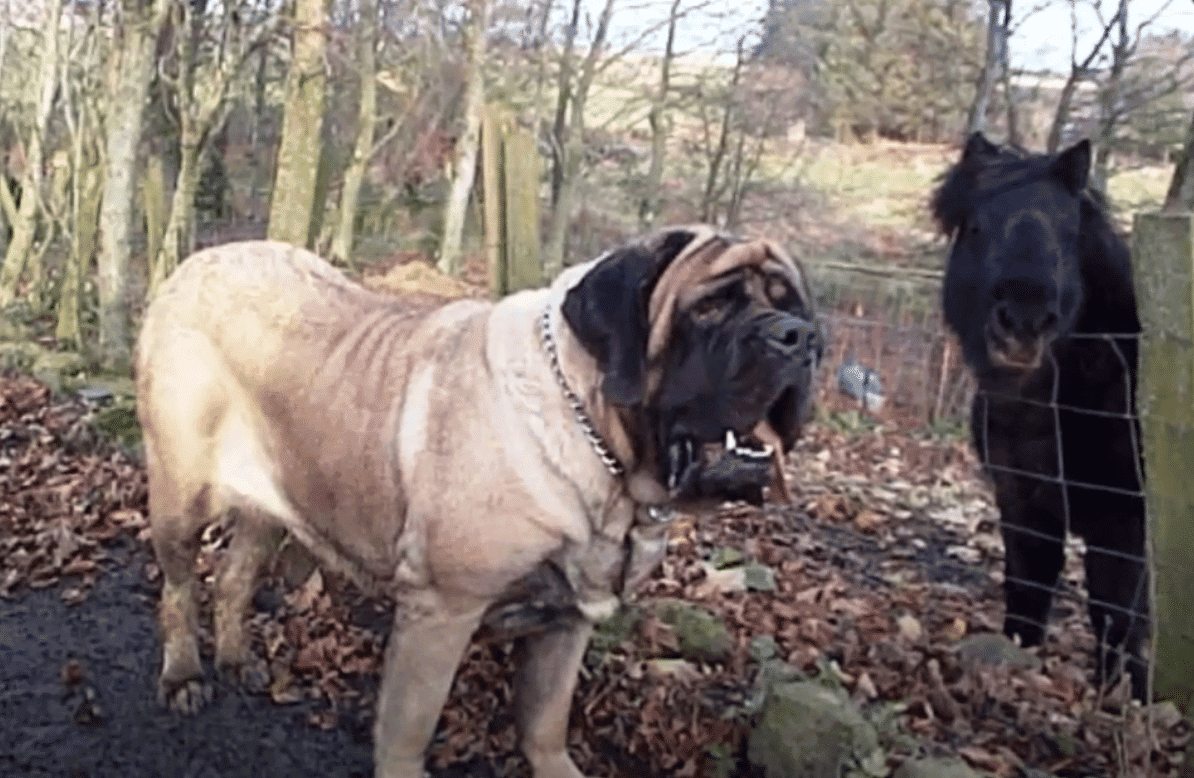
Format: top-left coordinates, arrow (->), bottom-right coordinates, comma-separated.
562,247 -> 655,406
562,231 -> 694,406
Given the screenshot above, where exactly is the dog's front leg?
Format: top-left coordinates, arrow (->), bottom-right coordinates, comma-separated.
514,613 -> 595,778
373,590 -> 487,778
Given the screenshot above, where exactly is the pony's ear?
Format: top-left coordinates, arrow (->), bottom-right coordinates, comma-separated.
1052,139 -> 1091,194
562,230 -> 694,406
963,132 -> 1000,161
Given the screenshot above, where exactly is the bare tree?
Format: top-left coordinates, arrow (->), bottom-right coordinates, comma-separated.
147,0 -> 272,298
542,0 -> 615,279
96,0 -> 172,369
966,0 -> 1008,137
57,3 -> 106,346
638,0 -> 682,230
268,0 -> 331,249
0,0 -> 62,309
1045,0 -> 1121,152
437,0 -> 490,277
329,0 -> 379,268
1164,108 -> 1194,211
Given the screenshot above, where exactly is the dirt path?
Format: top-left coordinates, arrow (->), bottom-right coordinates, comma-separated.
0,536 -> 379,778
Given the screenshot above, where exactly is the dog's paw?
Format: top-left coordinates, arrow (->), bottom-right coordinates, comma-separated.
218,656 -> 271,695
159,677 -> 213,714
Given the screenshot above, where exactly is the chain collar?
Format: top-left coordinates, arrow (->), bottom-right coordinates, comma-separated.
538,305 -> 625,477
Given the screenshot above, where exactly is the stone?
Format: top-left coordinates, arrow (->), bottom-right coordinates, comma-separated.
956,632 -> 1042,671
747,680 -> 882,778
652,599 -> 732,663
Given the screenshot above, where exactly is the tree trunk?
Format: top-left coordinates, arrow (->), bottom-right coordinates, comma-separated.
0,0 -> 62,306
97,0 -> 169,370
268,0 -> 330,248
58,161 -> 103,346
329,0 -> 378,269
149,138 -> 199,296
143,150 -> 167,275
549,0 -> 582,208
437,0 -> 488,277
1045,74 -> 1080,153
543,0 -> 616,279
639,0 -> 681,230
965,0 -> 1002,138
1164,110 -> 1194,212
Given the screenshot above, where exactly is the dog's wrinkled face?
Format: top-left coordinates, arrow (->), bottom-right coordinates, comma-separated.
562,228 -> 822,506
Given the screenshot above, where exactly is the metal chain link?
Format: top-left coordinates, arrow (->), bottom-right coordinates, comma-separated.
538,306 -> 625,477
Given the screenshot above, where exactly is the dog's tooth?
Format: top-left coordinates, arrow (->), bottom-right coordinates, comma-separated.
762,445 -> 774,456
725,430 -> 737,450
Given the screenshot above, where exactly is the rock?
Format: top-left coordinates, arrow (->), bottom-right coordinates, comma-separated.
93,401 -> 142,448
747,680 -> 882,778
29,351 -> 86,394
956,633 -> 1041,671
895,614 -> 923,643
644,658 -> 700,681
652,599 -> 732,663
708,546 -> 745,568
749,635 -> 780,663
698,563 -> 747,595
894,757 -> 984,778
0,341 -> 46,371
743,562 -> 776,592
74,375 -> 137,402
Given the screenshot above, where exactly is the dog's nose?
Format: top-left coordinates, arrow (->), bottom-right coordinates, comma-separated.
762,314 -> 819,359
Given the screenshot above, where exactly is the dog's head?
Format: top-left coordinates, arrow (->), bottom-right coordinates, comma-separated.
562,226 -> 822,507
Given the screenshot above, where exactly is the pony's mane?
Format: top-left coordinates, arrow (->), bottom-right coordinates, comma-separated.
930,142 -> 1111,237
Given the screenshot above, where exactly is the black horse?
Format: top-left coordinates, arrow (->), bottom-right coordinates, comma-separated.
933,133 -> 1148,699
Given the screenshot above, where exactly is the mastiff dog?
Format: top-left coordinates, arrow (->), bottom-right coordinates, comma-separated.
135,225 -> 822,778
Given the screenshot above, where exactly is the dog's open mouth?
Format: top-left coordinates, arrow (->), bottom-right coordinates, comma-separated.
666,419 -> 785,506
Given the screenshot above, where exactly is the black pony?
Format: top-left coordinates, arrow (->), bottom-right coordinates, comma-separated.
933,133 -> 1148,699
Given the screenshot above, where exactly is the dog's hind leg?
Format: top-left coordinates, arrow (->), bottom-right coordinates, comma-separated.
373,590 -> 487,778
214,509 -> 285,690
514,613 -> 594,778
147,445 -> 215,714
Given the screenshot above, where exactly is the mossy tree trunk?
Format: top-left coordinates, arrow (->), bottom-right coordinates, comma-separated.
97,0 -> 170,371
329,0 -> 378,269
268,0 -> 331,249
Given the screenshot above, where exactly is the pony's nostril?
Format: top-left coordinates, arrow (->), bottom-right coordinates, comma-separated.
994,303 -> 1015,335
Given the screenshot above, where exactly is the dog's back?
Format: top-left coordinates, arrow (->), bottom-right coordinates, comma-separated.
135,240 -> 488,583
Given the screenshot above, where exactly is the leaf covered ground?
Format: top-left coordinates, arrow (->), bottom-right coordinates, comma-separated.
0,369 -> 1189,778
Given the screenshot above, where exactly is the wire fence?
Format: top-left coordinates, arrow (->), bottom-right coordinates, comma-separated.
812,264 -> 1158,705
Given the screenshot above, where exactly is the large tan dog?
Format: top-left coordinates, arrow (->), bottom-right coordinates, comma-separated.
135,225 -> 821,778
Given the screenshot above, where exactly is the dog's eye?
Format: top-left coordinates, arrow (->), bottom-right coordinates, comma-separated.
690,286 -> 738,322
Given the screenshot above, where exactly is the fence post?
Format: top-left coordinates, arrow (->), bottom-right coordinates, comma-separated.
481,105 -> 506,299
502,123 -> 542,292
1132,212 -> 1194,751
480,106 -> 542,297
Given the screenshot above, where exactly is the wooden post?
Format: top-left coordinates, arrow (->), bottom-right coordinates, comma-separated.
1132,212 -> 1194,751
481,106 -> 505,298
503,125 -> 542,292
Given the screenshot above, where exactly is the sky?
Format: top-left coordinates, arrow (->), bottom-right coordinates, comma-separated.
1011,0 -> 1194,72
597,0 -> 1194,75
